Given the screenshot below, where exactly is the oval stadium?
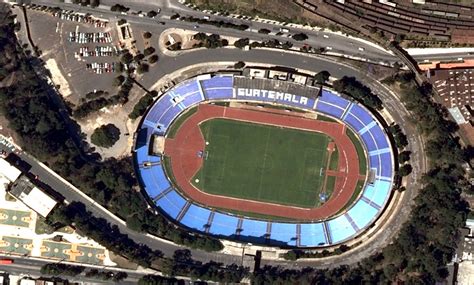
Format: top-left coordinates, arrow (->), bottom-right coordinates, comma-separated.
133,74 -> 395,248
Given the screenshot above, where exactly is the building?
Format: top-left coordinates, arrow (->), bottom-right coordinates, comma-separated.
0,157 -> 21,183
8,176 -> 57,218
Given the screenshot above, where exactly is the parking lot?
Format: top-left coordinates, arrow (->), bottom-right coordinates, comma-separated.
24,5 -> 121,104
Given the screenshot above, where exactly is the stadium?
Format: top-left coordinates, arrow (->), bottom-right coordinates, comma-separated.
133,73 -> 395,248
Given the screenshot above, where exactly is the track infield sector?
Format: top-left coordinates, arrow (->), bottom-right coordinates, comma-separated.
192,118 -> 331,208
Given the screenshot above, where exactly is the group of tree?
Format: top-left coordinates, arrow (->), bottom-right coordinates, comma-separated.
110,4 -> 129,13
388,123 -> 412,177
71,0 -> 100,8
40,263 -> 84,277
85,269 -> 128,282
0,4 -> 224,258
333,76 -> 383,110
129,93 -> 154,119
90,123 -> 121,148
192,32 -> 228,49
172,13 -> 248,31
234,37 -> 292,50
73,76 -> 133,118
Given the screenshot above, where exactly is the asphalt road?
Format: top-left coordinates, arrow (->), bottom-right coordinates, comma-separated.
27,0 -> 474,65
0,254 -> 165,284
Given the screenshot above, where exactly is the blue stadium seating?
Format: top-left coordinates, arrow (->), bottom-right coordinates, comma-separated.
180,204 -> 212,231
320,90 -> 350,109
370,126 -> 390,149
363,179 -> 391,207
240,219 -> 268,238
379,152 -> 393,178
135,81 -> 395,248
348,104 -> 373,126
327,215 -> 356,243
346,199 -> 378,230
344,113 -> 366,132
361,132 -> 377,152
145,95 -> 173,123
316,101 -> 345,118
155,190 -> 187,219
299,223 -> 327,247
200,77 -> 234,100
208,212 -> 239,236
270,223 -> 297,245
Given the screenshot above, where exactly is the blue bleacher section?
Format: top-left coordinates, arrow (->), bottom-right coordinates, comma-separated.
299,223 -> 327,247
379,152 -> 393,178
209,212 -> 239,236
327,215 -> 356,244
135,78 -> 396,248
347,200 -> 378,230
155,190 -> 187,219
200,76 -> 234,100
270,223 -> 297,245
180,204 -> 212,231
315,101 -> 345,118
240,219 -> 268,238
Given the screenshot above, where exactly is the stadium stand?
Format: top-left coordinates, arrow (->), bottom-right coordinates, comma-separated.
135,74 -> 395,248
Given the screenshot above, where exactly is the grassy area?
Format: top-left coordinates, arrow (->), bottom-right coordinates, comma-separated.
193,118 -> 330,208
316,115 -> 337,123
166,106 -> 198,138
328,147 -> 339,171
162,156 -> 177,187
325,176 -> 336,198
346,128 -> 367,175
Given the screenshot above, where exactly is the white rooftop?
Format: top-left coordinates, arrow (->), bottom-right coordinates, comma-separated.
0,158 -> 21,182
18,187 -> 57,217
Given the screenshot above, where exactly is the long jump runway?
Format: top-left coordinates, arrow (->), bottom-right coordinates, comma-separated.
164,104 -> 360,220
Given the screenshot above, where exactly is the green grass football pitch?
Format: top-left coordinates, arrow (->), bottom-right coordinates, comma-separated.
192,118 -> 331,208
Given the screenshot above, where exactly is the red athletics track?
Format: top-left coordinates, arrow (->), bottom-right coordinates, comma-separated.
164,104 -> 360,220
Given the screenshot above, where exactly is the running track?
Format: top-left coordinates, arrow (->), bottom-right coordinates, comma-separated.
164,104 -> 360,220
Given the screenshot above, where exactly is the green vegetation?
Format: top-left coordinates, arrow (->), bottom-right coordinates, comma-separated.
40,263 -> 84,276
91,124 -> 120,148
328,147 -> 339,171
193,119 -> 330,208
333,76 -> 383,110
346,128 -> 367,175
192,32 -> 229,49
316,114 -> 337,122
166,106 -> 198,138
129,94 -> 154,119
325,175 -> 336,197
314,70 -> 331,85
171,13 -> 249,31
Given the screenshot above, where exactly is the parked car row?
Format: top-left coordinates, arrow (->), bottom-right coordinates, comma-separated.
68,32 -> 113,44
86,62 -> 117,74
53,12 -> 108,27
75,46 -> 118,58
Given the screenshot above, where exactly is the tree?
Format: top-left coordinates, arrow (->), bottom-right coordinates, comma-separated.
398,164 -> 412,176
258,28 -> 271,34
234,38 -> 249,49
143,31 -> 152,39
113,75 -> 125,87
137,63 -> 149,74
147,10 -> 158,18
234,61 -> 245,69
398,151 -> 411,163
120,52 -> 133,65
148,54 -> 159,64
90,0 -> 100,8
144,47 -> 155,56
292,32 -> 308,41
91,124 -> 121,148
314,70 -> 331,84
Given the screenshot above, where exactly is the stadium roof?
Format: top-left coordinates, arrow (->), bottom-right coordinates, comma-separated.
0,157 -> 21,182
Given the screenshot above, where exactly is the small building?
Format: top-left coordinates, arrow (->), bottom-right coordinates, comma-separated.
8,176 -> 57,217
0,157 -> 22,182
